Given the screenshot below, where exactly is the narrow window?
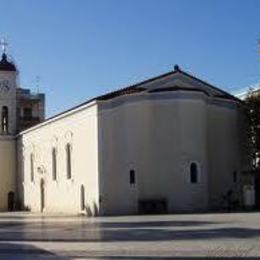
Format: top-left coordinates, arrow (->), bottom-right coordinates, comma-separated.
66,143 -> 72,179
190,163 -> 198,184
233,171 -> 237,183
130,169 -> 135,185
30,153 -> 34,182
23,107 -> 32,120
2,106 -> 8,133
80,185 -> 85,211
52,147 -> 57,180
40,179 -> 45,212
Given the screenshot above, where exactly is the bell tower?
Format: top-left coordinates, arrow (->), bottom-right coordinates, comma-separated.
0,39 -> 17,211
0,39 -> 17,135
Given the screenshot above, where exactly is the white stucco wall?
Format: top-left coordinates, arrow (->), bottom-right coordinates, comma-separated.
18,103 -> 99,214
97,91 -> 244,215
97,92 -> 211,215
207,101 -> 242,209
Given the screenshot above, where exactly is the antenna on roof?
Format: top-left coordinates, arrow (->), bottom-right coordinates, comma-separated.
35,76 -> 40,94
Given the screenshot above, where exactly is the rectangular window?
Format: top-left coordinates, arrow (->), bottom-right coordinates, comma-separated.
190,163 -> 199,184
130,170 -> 135,185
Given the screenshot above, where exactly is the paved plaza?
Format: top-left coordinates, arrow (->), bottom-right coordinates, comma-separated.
0,212 -> 259,259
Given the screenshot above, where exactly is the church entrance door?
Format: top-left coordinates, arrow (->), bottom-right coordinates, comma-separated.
8,191 -> 15,211
40,179 -> 45,212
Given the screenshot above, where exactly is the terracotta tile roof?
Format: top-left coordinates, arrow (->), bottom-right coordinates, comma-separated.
20,66 -> 241,134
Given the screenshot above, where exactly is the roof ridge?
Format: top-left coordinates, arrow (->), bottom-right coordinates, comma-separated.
20,66 -> 241,134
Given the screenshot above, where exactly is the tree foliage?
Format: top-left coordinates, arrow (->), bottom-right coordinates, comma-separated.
244,90 -> 260,169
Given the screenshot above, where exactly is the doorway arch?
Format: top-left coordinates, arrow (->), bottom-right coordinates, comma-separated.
40,179 -> 45,212
7,191 -> 15,211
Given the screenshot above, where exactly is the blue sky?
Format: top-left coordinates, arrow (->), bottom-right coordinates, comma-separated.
0,0 -> 260,116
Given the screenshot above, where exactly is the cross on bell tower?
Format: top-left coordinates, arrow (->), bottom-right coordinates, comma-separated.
0,39 -> 8,54
0,39 -> 16,72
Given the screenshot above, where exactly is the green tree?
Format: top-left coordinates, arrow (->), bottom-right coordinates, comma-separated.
244,89 -> 260,169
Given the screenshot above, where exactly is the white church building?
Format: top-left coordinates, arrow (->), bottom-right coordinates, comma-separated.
0,49 -> 249,216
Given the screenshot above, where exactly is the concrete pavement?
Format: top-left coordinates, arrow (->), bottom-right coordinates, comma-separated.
0,212 -> 259,259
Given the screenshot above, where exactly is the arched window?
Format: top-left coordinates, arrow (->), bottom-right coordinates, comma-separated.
190,162 -> 199,184
130,169 -> 136,185
30,153 -> 34,182
66,143 -> 72,179
40,179 -> 45,212
80,185 -> 85,211
52,147 -> 57,180
2,106 -> 8,133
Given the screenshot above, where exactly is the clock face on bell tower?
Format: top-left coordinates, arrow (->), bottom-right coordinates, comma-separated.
0,80 -> 10,93
0,40 -> 17,95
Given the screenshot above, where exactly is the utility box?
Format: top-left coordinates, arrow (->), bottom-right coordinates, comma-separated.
243,185 -> 255,208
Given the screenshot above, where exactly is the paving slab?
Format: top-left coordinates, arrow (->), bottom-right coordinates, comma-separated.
0,212 -> 259,259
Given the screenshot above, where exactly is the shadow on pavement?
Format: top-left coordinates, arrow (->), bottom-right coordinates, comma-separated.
96,220 -> 217,228
0,220 -> 217,229
0,226 -> 259,242
0,242 -> 68,259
